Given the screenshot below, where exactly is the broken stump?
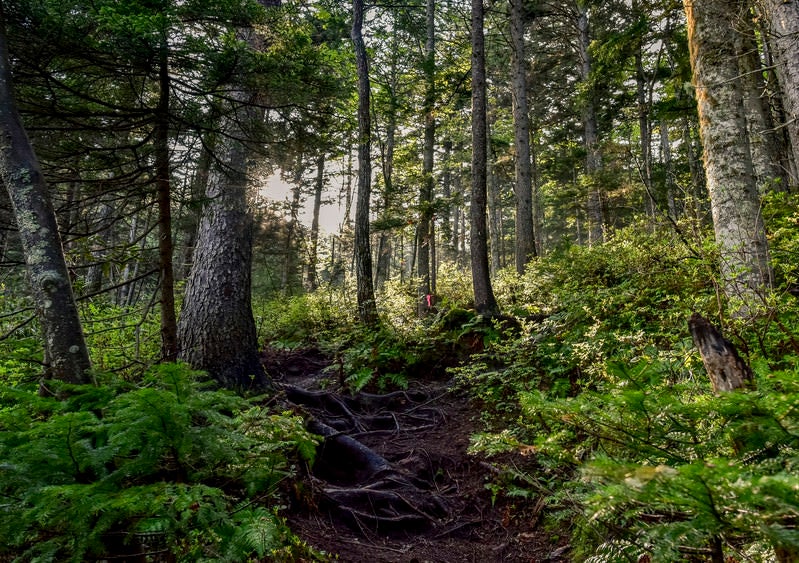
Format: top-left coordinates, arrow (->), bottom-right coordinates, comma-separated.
688,313 -> 753,393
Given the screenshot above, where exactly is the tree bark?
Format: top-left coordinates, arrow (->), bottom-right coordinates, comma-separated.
636,48 -> 655,220
531,126 -> 543,254
759,0 -> 799,187
177,143 -> 212,281
0,6 -> 92,384
688,313 -> 753,393
374,58 -> 397,290
452,161 -> 462,264
661,121 -> 677,218
307,152 -> 325,291
470,0 -> 500,318
739,8 -> 785,191
510,0 -> 535,273
176,21 -> 267,388
684,0 -> 772,314
487,112 -> 502,275
177,106 -> 267,388
352,0 -> 378,325
577,1 -> 604,246
417,0 -> 436,316
282,160 -> 303,294
440,139 -> 453,261
756,12 -> 799,186
156,37 -> 178,362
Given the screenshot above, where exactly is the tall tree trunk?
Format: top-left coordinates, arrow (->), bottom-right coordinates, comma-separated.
417,0 -> 436,315
156,38 -> 178,362
352,0 -> 378,325
177,144 -> 212,281
740,8 -> 785,191
531,126 -> 543,254
342,144 -> 354,228
177,20 -> 267,387
430,217 -> 437,297
374,74 -> 396,290
487,119 -> 502,275
756,13 -> 799,186
177,108 -> 266,387
684,0 -> 772,314
282,161 -> 303,294
759,0 -> 799,187
0,7 -> 91,384
440,139 -> 453,260
635,49 -> 655,219
577,1 -> 603,245
661,121 -> 678,219
84,202 -> 113,295
307,152 -> 325,291
471,0 -> 500,317
632,0 -> 654,219
510,0 -> 535,273
452,164 -> 462,264
682,115 -> 707,221
117,214 -> 140,306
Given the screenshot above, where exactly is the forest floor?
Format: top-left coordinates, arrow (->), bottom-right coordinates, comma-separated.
263,346 -> 570,563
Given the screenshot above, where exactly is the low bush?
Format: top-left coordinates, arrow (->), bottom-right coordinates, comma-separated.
0,363 -> 321,561
461,217 -> 799,561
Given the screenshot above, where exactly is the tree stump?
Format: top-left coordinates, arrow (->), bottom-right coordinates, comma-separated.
688,313 -> 753,393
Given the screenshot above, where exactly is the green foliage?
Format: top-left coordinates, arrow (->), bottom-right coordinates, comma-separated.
0,336 -> 43,384
455,226 -> 712,418
256,284 -> 469,394
79,301 -> 162,377
461,218 -> 799,560
256,290 -> 355,349
0,363 -> 320,561
535,363 -> 799,561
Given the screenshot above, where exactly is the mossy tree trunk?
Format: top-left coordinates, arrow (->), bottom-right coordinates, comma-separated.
759,0 -> 799,187
684,0 -> 772,315
0,6 -> 91,384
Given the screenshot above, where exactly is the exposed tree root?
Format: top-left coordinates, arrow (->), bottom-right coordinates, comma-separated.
281,382 -> 452,535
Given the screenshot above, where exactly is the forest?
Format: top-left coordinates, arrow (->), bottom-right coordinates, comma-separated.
1,0 -> 799,560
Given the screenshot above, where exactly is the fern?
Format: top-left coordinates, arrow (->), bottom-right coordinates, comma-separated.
344,366 -> 375,393
224,507 -> 281,558
0,363 -> 321,561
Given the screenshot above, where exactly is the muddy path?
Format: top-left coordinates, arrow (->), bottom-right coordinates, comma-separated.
263,347 -> 570,562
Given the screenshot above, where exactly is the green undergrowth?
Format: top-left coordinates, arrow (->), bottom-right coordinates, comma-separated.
0,363 -> 322,562
256,279 -> 494,393
0,299 -> 164,384
458,208 -> 799,561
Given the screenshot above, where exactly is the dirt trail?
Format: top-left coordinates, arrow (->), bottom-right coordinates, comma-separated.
264,347 -> 569,563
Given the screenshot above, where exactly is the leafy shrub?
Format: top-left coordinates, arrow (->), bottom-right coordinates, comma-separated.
455,226 -> 712,422
0,363 -> 320,561
462,218 -> 799,560
79,301 -> 162,377
516,362 -> 799,561
255,290 -> 355,349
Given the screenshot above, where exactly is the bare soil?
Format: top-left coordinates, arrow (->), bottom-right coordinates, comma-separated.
263,346 -> 570,563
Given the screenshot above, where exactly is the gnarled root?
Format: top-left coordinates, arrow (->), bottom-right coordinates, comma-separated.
283,384 -> 452,536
